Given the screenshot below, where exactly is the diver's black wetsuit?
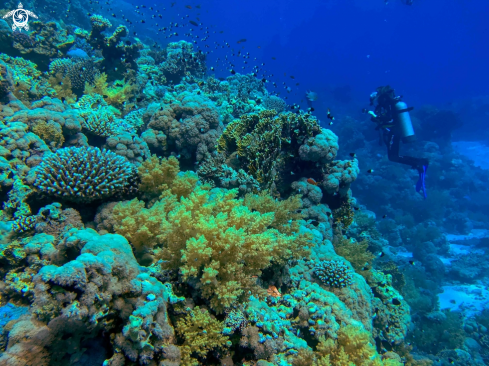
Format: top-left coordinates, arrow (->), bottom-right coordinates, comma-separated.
371,86 -> 428,170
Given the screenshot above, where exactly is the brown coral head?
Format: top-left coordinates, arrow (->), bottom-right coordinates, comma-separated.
267,285 -> 281,298
13,31 -> 34,48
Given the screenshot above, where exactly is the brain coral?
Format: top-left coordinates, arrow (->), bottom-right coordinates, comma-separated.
33,146 -> 135,202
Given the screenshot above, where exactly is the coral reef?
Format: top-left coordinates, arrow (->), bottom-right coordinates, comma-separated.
145,86 -> 223,163
0,9 -> 469,365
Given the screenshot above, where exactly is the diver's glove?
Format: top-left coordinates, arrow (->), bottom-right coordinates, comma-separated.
416,164 -> 428,199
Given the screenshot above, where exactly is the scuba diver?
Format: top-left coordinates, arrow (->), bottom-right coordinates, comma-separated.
367,85 -> 429,199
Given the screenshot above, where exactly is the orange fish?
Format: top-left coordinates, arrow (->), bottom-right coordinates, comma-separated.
267,285 -> 281,298
307,178 -> 318,186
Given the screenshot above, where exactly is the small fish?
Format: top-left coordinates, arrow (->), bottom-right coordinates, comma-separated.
392,298 -> 401,305
326,212 -> 332,217
327,109 -> 335,120
409,260 -> 415,266
379,252 -> 385,257
306,178 -> 318,186
448,358 -> 454,364
367,169 -> 374,173
329,121 -> 333,125
272,57 -> 276,60
290,75 -> 295,79
237,38 -> 247,44
310,220 -> 320,227
230,69 -> 236,74
185,5 -> 192,9
189,20 -> 198,26
349,153 -> 356,158
382,215 -> 387,219
353,207 -> 360,211
307,107 -> 315,112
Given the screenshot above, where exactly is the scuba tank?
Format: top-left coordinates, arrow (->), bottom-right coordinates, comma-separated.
394,101 -> 416,143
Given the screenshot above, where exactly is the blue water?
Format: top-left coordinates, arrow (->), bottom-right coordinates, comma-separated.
0,0 -> 488,364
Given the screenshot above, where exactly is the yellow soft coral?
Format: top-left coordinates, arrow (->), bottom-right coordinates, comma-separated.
113,182 -> 311,313
138,155 -> 181,199
313,324 -> 403,366
333,231 -> 375,282
31,120 -> 65,150
84,72 -> 135,108
47,72 -> 76,104
176,306 -> 229,366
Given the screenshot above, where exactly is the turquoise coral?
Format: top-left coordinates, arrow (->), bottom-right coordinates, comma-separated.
33,146 -> 135,202
313,260 -> 354,288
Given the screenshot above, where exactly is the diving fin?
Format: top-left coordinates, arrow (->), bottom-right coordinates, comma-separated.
416,165 -> 427,199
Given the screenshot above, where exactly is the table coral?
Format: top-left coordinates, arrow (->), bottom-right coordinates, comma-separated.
33,146 -> 136,203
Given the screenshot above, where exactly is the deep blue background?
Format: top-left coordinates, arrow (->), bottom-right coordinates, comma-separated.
135,0 -> 489,105
93,0 -> 488,127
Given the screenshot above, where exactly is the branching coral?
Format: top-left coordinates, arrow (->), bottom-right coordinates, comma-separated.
49,57 -> 100,92
176,306 -> 229,366
217,110 -> 321,186
263,95 -> 287,113
197,152 -> 260,195
33,146 -> 135,203
73,94 -> 139,137
313,260 -> 354,288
